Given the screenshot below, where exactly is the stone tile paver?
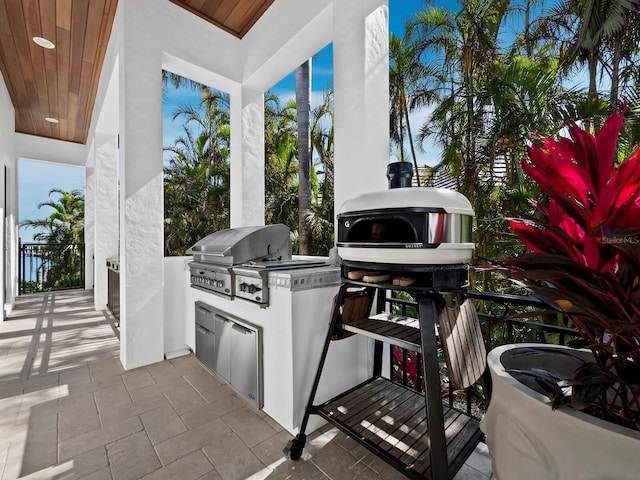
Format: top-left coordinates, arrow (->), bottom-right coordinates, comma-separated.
163,383 -> 208,415
58,416 -> 143,462
94,383 -> 131,412
202,431 -> 265,480
183,369 -> 222,394
99,392 -> 169,426
139,450 -> 214,480
154,418 -> 231,466
310,441 -> 377,479
18,427 -> 58,476
59,407 -> 101,441
180,394 -> 244,429
139,404 -> 188,445
122,368 -> 157,392
221,406 -> 278,448
106,430 -> 161,480
251,429 -> 294,466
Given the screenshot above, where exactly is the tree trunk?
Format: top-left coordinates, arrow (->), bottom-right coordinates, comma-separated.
296,60 -> 312,255
610,40 -> 621,105
585,51 -> 598,132
402,90 -> 421,186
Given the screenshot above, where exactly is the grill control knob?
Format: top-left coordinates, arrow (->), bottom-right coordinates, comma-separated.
247,284 -> 261,294
239,282 -> 248,292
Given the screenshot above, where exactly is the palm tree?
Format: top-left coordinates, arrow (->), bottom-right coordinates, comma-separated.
20,188 -> 85,292
308,88 -> 336,255
295,59 -> 312,255
483,56 -> 585,183
264,87 -> 336,256
533,0 -> 640,127
310,89 -> 334,210
411,0 -> 511,197
164,86 -> 231,255
264,92 -> 298,228
389,32 -> 435,185
20,188 -> 84,244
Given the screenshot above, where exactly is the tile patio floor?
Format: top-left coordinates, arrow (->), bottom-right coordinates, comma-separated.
0,290 -> 492,480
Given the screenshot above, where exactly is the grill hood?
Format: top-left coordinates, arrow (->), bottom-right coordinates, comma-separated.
187,224 -> 292,265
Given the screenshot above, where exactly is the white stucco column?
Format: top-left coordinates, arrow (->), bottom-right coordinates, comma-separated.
84,153 -> 95,291
117,3 -> 164,370
92,134 -> 119,309
0,74 -> 16,315
333,0 -> 390,213
5,161 -> 17,313
230,85 -> 265,227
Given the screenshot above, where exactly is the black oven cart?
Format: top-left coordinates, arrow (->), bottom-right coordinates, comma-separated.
284,261 -> 483,480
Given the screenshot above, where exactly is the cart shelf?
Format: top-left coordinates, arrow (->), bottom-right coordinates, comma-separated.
316,376 -> 482,479
338,312 -> 422,352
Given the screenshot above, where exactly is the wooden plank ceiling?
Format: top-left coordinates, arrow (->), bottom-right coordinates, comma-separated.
0,0 -> 275,145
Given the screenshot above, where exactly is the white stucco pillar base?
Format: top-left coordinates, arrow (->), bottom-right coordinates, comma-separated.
230,86 -> 265,228
93,134 -> 119,309
333,0 -> 389,213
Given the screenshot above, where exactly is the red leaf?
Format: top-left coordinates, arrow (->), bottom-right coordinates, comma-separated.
595,104 -> 626,187
567,120 -> 606,192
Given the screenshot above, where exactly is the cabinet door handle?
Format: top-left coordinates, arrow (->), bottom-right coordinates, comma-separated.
232,323 -> 253,335
196,325 -> 211,335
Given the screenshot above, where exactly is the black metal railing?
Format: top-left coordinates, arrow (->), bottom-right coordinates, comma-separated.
19,242 -> 85,294
386,289 -> 580,419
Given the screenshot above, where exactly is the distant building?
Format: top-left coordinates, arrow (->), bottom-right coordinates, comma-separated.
421,156 -> 508,190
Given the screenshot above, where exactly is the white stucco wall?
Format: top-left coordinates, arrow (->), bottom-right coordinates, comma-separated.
163,256 -> 190,357
333,0 -> 390,214
0,73 -> 16,317
85,148 -> 95,291
84,0 -> 391,370
15,133 -> 86,167
92,134 -> 119,308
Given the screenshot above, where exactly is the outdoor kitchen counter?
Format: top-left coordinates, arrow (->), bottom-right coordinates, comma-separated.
184,263 -> 372,434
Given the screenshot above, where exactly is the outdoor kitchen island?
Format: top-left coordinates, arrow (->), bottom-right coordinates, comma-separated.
181,227 -> 372,435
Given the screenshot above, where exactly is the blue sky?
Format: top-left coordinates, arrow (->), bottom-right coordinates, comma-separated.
19,0 -> 442,242
19,160 -> 85,242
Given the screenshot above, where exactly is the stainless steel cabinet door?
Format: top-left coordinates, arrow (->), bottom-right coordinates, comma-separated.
195,303 -> 216,371
230,323 -> 259,408
214,314 -> 232,382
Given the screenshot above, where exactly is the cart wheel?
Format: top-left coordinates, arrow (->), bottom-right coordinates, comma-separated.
283,433 -> 306,460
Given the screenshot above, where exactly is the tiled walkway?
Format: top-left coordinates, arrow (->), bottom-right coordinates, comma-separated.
0,290 -> 492,480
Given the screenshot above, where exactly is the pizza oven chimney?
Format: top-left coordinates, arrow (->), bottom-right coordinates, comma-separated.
386,161 -> 413,189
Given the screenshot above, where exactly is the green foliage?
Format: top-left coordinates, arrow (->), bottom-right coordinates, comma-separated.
19,190 -> 85,294
163,81 -> 336,257
20,189 -> 84,244
163,86 -> 231,256
20,281 -> 39,294
397,0 -> 640,301
264,89 -> 336,256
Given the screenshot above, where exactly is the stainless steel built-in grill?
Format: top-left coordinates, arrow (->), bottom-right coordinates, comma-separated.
188,224 -> 327,306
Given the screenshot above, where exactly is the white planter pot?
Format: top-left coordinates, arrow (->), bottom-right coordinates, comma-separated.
480,343 -> 640,480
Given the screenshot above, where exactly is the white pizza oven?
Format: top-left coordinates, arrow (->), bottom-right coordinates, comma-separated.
337,187 -> 475,266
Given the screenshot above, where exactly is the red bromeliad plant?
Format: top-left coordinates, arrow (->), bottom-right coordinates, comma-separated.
502,105 -> 640,426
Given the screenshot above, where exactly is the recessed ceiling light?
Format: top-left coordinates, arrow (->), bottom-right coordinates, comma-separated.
33,36 -> 55,49
45,117 -> 59,124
